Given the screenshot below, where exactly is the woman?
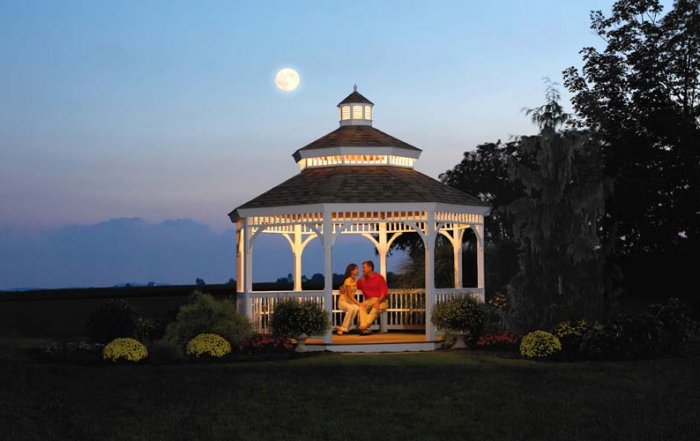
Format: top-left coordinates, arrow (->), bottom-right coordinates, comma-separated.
337,263 -> 362,335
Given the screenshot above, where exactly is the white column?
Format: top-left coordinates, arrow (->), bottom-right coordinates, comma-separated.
322,212 -> 333,344
236,222 -> 244,293
378,222 -> 388,278
424,212 -> 437,341
453,226 -> 464,289
235,222 -> 245,315
243,218 -> 254,319
377,222 -> 388,333
476,222 -> 485,302
293,224 -> 303,292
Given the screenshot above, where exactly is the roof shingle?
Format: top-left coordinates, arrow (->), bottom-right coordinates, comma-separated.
337,91 -> 374,106
294,125 -> 421,157
231,166 -> 488,215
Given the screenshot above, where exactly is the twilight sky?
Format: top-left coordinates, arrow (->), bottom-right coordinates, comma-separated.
0,0 -> 620,233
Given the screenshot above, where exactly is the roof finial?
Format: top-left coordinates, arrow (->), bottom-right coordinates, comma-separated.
353,83 -> 357,92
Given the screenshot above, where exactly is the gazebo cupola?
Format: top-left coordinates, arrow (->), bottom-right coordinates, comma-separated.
338,84 -> 373,126
293,86 -> 421,170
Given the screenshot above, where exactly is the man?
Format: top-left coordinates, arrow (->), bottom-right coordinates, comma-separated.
356,260 -> 389,335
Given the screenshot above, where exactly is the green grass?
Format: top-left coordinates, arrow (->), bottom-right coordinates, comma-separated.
1,347 -> 699,441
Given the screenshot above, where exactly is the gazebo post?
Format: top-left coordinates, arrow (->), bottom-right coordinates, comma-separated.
475,223 -> 485,302
236,221 -> 244,294
322,213 -> 333,344
377,222 -> 389,333
243,218 -> 253,319
453,226 -> 464,289
424,212 -> 437,341
292,224 -> 303,292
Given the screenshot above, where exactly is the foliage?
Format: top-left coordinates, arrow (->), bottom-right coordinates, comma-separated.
476,331 -> 520,351
506,85 -> 608,330
146,340 -> 184,364
240,334 -> 294,355
102,338 -> 148,363
648,297 -> 696,353
185,333 -> 232,359
519,330 -> 562,359
35,341 -> 103,364
564,0 -> 700,258
431,296 -> 488,344
164,291 -> 253,346
580,313 -> 663,361
86,299 -> 138,344
271,300 -> 330,338
552,319 -> 591,359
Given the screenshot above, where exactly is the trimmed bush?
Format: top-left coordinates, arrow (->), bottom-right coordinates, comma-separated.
552,319 -> 591,359
649,298 -> 695,353
102,338 -> 148,363
36,341 -> 103,364
164,292 -> 253,347
147,340 -> 184,364
431,296 -> 488,344
580,313 -> 663,360
185,333 -> 231,358
271,300 -> 330,338
519,330 -> 561,359
86,299 -> 137,344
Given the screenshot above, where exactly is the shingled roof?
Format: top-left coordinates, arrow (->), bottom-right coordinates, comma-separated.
337,90 -> 374,106
231,166 -> 487,216
293,125 -> 421,160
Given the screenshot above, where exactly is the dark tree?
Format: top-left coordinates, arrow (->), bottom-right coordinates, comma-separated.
563,0 -> 700,255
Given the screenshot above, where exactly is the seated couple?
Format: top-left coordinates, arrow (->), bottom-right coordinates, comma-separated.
336,260 -> 388,336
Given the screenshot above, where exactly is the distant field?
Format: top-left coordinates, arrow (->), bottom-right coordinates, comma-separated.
1,347 -> 699,441
0,283 -> 321,338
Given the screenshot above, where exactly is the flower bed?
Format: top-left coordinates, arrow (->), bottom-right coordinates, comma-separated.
476,331 -> 519,350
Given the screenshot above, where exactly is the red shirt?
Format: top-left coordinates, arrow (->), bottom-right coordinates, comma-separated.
357,273 -> 388,299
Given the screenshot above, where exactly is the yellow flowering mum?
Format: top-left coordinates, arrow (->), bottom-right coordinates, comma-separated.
103,338 -> 148,363
553,319 -> 590,339
519,330 -> 562,359
186,333 -> 231,358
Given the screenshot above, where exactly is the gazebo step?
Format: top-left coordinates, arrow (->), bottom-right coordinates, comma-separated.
306,341 -> 441,353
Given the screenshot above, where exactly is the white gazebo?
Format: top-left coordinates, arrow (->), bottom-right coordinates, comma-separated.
229,87 -> 490,351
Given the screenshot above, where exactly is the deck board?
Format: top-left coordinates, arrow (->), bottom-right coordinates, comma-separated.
307,331 -> 436,345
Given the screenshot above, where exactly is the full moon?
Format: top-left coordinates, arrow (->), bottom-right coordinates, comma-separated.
275,68 -> 300,92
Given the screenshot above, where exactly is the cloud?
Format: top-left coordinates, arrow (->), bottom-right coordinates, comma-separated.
0,218 -> 405,290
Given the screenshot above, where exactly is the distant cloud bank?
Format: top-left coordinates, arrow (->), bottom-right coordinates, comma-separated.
0,218 -> 396,290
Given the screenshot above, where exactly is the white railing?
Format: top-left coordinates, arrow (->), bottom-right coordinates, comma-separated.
245,287 -> 484,334
332,289 -> 427,331
247,291 -> 325,335
435,287 -> 484,303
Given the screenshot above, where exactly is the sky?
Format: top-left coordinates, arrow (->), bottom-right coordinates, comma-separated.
0,0 -> 630,287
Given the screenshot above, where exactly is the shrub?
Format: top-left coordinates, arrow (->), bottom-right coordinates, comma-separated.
36,341 -> 103,364
185,333 -> 231,358
649,298 -> 695,353
476,331 -> 520,350
271,300 -> 330,338
580,313 -> 663,360
86,299 -> 137,344
240,334 -> 294,355
552,319 -> 591,359
431,296 -> 488,344
519,330 -> 562,359
164,292 -> 253,347
147,340 -> 184,364
102,338 -> 148,363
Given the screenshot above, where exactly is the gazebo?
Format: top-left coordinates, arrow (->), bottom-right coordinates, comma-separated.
229,87 -> 490,351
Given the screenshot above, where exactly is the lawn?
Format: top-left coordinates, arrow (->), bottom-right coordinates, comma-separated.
1,345 -> 699,441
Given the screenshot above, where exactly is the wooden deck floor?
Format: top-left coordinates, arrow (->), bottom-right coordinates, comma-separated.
307,331 -> 435,345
